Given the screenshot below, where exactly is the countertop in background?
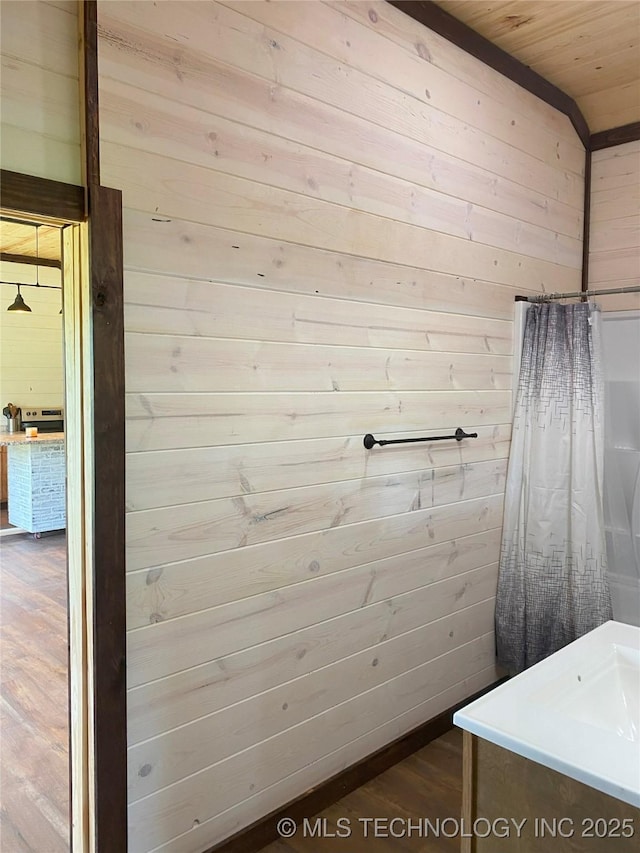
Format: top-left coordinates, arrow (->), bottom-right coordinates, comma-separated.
0,432 -> 65,446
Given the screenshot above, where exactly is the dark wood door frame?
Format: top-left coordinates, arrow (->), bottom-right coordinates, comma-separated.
86,183 -> 127,853
1,2 -> 126,837
81,2 -> 128,849
0,168 -> 126,853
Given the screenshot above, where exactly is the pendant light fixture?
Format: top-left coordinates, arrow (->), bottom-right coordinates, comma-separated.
1,220 -> 62,312
7,284 -> 32,312
6,223 -> 39,313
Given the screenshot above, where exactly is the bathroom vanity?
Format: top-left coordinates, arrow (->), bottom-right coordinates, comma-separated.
455,621 -> 640,852
0,431 -> 66,534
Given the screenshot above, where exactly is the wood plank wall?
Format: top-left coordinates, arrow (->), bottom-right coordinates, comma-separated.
589,140 -> 640,311
0,0 -> 82,185
96,2 -> 584,850
0,261 -> 65,408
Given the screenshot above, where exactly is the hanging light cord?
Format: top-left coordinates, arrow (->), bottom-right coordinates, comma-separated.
1,222 -> 62,289
35,223 -> 39,287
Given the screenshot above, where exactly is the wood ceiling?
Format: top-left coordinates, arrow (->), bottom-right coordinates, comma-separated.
0,219 -> 62,266
433,1 -> 640,133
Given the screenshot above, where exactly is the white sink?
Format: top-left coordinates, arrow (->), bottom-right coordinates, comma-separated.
532,640 -> 639,742
454,621 -> 640,807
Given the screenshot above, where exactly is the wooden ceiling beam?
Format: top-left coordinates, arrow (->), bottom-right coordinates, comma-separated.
0,251 -> 61,269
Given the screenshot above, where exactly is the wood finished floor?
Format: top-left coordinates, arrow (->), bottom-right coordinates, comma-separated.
0,531 -> 70,852
1,504 -> 16,530
263,729 -> 464,853
0,524 -> 464,853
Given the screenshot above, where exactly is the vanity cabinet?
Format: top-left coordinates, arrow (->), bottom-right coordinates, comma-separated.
455,623 -> 640,853
462,732 -> 639,853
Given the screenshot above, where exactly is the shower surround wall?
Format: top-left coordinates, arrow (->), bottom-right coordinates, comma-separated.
589,140 -> 640,312
589,141 -> 640,624
96,2 -> 584,849
602,311 -> 640,627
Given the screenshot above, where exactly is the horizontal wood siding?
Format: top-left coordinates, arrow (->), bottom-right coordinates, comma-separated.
0,262 -> 65,408
589,140 -> 640,311
0,1 -> 81,185
96,1 -> 583,850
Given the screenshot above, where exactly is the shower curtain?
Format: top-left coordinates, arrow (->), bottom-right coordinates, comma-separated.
496,302 -> 612,675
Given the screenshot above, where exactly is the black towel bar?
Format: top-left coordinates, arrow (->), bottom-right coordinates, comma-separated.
363,428 -> 478,449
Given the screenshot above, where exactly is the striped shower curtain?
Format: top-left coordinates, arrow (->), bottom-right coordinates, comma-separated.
496,302 -> 612,675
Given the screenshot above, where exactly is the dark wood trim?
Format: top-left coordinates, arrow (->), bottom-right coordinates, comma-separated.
590,121 -> 640,152
0,170 -> 85,222
1,176 -> 127,852
81,2 -> 128,849
89,185 -> 127,853
0,252 -> 61,269
211,678 -> 507,853
388,1 -> 590,149
581,149 -> 592,294
82,0 -> 101,189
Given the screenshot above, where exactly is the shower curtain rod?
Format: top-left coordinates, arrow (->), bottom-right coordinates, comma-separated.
515,284 -> 640,302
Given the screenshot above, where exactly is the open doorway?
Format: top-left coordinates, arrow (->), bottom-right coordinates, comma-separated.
0,170 -> 127,852
0,216 -> 70,851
